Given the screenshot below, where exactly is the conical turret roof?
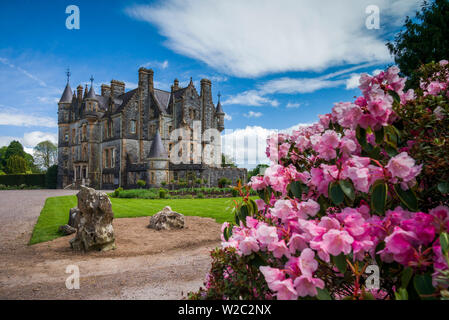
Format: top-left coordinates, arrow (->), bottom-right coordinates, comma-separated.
59,83 -> 73,103
149,130 -> 168,158
86,85 -> 97,100
216,100 -> 224,114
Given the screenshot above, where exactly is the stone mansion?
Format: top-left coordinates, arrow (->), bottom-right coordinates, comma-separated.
57,67 -> 246,189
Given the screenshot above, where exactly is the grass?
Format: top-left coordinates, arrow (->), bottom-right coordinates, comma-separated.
29,195 -> 245,245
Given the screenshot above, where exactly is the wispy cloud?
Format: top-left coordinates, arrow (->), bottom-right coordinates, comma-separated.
141,59 -> 169,70
126,0 -> 420,77
244,111 -> 263,118
0,106 -> 57,128
0,57 -> 48,87
286,102 -> 301,109
222,90 -> 279,107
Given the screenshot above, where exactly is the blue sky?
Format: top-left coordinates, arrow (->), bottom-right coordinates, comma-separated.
0,0 -> 423,167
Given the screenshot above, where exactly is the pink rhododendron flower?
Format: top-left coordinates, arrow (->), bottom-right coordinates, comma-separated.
294,275 -> 325,297
321,229 -> 354,256
298,248 -> 318,277
297,199 -> 320,218
386,152 -> 422,183
239,236 -> 259,255
256,224 -> 278,246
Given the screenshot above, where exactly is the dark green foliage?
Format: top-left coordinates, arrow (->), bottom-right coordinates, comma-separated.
6,155 -> 27,174
45,165 -> 58,189
0,173 -> 46,187
218,177 -> 232,188
387,0 -> 449,88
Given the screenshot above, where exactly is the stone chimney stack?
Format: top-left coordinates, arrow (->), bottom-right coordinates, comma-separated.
173,78 -> 179,90
138,67 -> 154,99
101,84 -> 111,96
110,80 -> 125,97
77,85 -> 83,101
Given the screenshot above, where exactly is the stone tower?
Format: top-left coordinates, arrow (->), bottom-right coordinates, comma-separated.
147,130 -> 169,187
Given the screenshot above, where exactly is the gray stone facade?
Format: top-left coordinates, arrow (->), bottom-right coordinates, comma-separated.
57,68 -> 246,189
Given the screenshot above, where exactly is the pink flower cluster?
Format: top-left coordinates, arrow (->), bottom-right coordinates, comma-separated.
223,64 -> 449,300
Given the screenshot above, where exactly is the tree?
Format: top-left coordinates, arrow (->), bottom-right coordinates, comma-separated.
247,164 -> 269,180
0,146 -> 7,172
6,155 -> 28,174
45,165 -> 58,189
387,0 -> 449,87
34,140 -> 57,170
222,153 -> 237,168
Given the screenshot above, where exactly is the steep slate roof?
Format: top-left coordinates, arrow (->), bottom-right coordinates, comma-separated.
86,85 -> 97,100
154,88 -> 171,113
59,83 -> 73,103
216,101 -> 224,113
112,89 -> 138,114
148,130 -> 168,158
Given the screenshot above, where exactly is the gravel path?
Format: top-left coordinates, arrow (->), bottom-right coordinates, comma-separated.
0,190 -> 219,299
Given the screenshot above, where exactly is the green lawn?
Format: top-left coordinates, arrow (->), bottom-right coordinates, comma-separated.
29,195 -> 242,245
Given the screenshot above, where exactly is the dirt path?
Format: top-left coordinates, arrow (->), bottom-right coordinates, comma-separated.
0,190 -> 221,299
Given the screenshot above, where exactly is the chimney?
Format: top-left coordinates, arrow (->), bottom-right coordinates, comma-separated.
200,78 -> 212,99
173,78 -> 179,90
101,84 -> 111,96
77,85 -> 83,101
110,80 -> 125,97
138,67 -> 154,97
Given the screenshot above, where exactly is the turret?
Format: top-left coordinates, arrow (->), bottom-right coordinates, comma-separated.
84,76 -> 99,116
58,69 -> 73,124
147,130 -> 169,187
216,92 -> 225,132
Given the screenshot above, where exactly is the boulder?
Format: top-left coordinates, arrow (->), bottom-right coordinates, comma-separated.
69,186 -> 116,252
58,224 -> 76,235
148,206 -> 185,230
68,207 -> 81,228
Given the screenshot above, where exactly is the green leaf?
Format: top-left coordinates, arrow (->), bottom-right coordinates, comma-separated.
371,181 -> 388,215
374,127 -> 384,144
317,195 -> 328,215
385,143 -> 399,157
329,182 -> 345,206
401,267 -> 413,289
394,288 -> 409,300
239,205 -> 249,224
223,226 -> 229,241
385,126 -> 398,147
248,198 -> 258,215
356,126 -> 367,148
438,182 -> 449,194
333,253 -> 347,274
440,233 -> 449,256
339,180 -> 355,202
394,185 -> 418,212
289,181 -> 304,199
362,292 -> 375,300
413,274 -> 436,300
316,288 -> 332,300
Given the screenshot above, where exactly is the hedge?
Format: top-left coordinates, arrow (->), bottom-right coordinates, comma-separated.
0,174 -> 46,187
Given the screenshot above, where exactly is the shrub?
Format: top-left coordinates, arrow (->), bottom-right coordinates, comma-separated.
113,187 -> 124,197
6,155 -> 27,174
191,62 -> 449,301
218,177 -> 232,188
231,188 -> 239,197
196,192 -> 205,199
45,165 -> 58,189
161,181 -> 167,186
159,188 -> 168,199
137,179 -> 146,188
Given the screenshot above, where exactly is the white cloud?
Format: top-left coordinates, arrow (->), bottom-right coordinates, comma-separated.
222,90 -> 279,107
221,122 -> 312,168
0,57 -> 48,87
0,108 -> 57,128
286,102 -> 301,109
260,77 -> 346,95
0,131 -> 58,154
126,0 -> 420,77
244,111 -> 263,118
224,113 -> 232,121
141,60 -> 169,70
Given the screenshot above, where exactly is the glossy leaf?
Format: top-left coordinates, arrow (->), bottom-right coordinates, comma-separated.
371,181 -> 388,215
440,232 -> 449,256
333,253 -> 347,274
316,288 -> 332,300
401,267 -> 413,289
329,182 -> 345,206
374,127 -> 384,144
394,185 -> 418,212
413,274 -> 436,300
438,181 -> 449,194
289,181 -> 304,199
339,180 -> 355,202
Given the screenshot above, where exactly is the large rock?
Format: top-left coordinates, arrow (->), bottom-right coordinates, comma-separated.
58,208 -> 81,236
148,206 -> 185,230
69,186 -> 116,251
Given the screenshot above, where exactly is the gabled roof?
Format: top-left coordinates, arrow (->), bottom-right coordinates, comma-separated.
148,130 -> 168,159
59,83 -> 73,103
216,101 -> 224,114
86,85 -> 97,100
154,89 -> 171,113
